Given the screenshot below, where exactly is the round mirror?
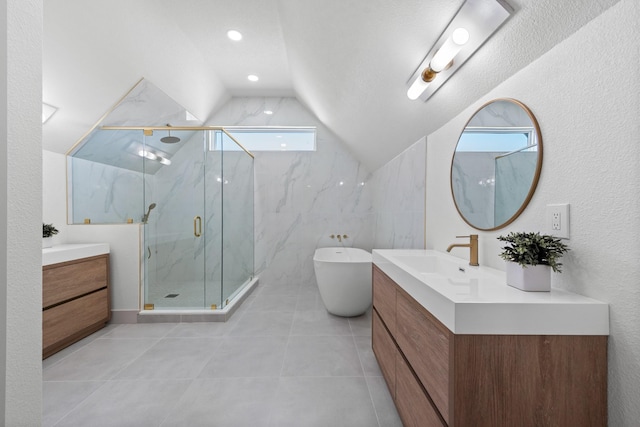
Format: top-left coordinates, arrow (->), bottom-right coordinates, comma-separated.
450,98 -> 542,230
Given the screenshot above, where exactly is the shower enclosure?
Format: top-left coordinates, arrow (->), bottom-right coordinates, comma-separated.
68,124 -> 255,312
138,127 -> 254,310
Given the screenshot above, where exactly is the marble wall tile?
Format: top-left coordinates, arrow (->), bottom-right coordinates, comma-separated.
70,157 -> 145,224
370,138 -> 426,249
208,97 -> 375,287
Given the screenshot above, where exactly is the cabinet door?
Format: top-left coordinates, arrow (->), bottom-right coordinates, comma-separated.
396,291 -> 450,424
43,255 -> 108,308
43,288 -> 110,355
372,310 -> 396,396
396,352 -> 446,427
372,266 -> 396,335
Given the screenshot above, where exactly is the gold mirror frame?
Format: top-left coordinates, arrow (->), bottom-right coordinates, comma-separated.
450,98 -> 543,231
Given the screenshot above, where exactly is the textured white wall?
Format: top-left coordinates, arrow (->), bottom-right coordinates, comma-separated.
426,1 -> 639,424
1,0 -> 43,424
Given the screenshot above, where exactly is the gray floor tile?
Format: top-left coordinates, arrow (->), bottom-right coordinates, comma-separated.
114,338 -> 220,380
102,323 -> 178,338
54,379 -> 191,427
227,311 -> 294,337
245,294 -> 298,313
255,282 -> 301,296
269,377 -> 379,427
355,335 -> 383,377
290,309 -> 352,336
43,381 -> 104,427
43,338 -> 159,381
43,323 -> 120,370
198,336 -> 288,378
366,376 -> 403,427
281,335 -> 363,377
349,309 -> 373,336
164,322 -> 229,338
161,377 -> 277,427
294,294 -> 325,312
43,279 -> 395,427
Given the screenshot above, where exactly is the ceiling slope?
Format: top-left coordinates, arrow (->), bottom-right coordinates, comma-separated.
44,0 -> 622,169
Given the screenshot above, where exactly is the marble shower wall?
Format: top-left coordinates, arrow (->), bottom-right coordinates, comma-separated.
69,157 -> 145,224
370,138 -> 426,249
144,131 -> 254,308
208,97 -> 374,286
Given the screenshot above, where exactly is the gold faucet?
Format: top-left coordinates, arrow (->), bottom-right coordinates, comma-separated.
446,234 -> 479,266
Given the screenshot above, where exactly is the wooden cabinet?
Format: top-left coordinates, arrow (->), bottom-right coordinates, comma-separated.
43,254 -> 111,358
371,265 -> 608,427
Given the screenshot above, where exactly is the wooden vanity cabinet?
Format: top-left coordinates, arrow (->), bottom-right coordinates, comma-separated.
42,254 -> 111,358
371,265 -> 608,427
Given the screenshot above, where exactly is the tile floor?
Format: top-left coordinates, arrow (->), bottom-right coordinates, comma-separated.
43,279 -> 403,427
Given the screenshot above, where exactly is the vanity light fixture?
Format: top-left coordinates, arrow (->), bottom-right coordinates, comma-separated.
406,0 -> 512,101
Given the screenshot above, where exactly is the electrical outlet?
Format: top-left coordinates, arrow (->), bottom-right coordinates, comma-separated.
552,212 -> 561,230
546,204 -> 570,239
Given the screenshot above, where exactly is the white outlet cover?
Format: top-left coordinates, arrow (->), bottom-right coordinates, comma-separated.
546,204 -> 570,239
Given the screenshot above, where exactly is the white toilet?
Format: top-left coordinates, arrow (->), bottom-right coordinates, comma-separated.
313,247 -> 372,317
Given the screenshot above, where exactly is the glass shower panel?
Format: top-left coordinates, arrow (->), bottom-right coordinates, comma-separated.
143,130 -> 211,309
494,149 -> 538,226
68,129 -> 145,224
220,131 -> 254,307
204,131 -> 223,309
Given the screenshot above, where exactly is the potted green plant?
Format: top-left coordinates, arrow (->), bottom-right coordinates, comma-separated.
497,231 -> 569,291
42,223 -> 59,248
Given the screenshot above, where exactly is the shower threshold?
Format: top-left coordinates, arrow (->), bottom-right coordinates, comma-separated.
138,276 -> 258,323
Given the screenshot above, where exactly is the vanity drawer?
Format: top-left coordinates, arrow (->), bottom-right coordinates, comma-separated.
43,288 -> 110,355
396,351 -> 446,427
372,309 -> 397,396
43,254 -> 109,308
372,266 -> 396,335
396,290 -> 451,424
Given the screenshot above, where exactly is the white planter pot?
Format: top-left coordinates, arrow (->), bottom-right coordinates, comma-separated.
506,262 -> 551,292
42,237 -> 53,249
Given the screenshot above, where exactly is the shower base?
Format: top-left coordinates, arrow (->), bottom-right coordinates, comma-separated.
138,276 -> 258,323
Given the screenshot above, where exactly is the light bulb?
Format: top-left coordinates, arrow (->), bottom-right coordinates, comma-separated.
407,76 -> 430,100
430,27 -> 470,72
247,74 -> 259,82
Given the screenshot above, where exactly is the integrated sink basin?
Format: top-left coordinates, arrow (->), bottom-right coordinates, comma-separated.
42,243 -> 110,266
373,249 -> 609,336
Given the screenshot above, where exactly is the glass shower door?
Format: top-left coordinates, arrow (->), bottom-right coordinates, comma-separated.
143,130 -> 212,309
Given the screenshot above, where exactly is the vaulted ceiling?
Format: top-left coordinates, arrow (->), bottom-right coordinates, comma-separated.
43,0 -> 620,171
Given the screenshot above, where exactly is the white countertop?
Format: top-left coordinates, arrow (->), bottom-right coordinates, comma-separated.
373,249 -> 609,336
43,243 -> 110,266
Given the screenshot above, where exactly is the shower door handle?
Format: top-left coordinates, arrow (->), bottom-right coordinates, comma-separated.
194,216 -> 202,237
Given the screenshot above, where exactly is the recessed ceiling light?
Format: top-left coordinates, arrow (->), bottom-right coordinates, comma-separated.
227,30 -> 242,41
247,74 -> 259,82
264,110 -> 273,115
